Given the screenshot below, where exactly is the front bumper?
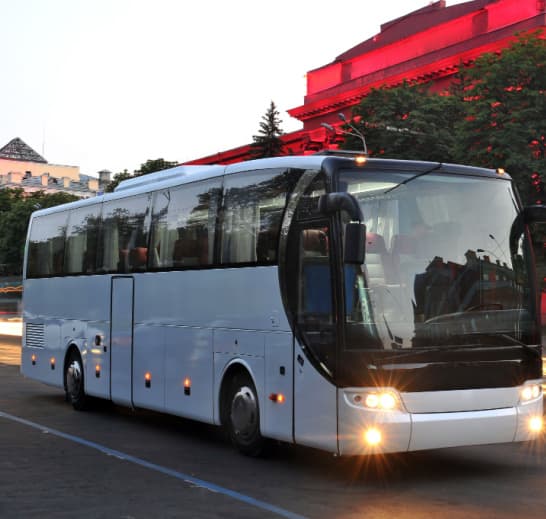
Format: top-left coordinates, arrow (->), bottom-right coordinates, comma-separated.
338,385 -> 543,456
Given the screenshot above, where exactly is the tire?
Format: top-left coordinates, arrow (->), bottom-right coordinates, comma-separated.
225,372 -> 266,457
65,349 -> 88,411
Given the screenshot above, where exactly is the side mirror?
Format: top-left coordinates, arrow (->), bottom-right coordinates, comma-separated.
318,192 -> 363,222
344,222 -> 366,264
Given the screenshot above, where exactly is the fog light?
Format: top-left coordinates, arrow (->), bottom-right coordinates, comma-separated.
529,416 -> 543,433
364,428 -> 382,446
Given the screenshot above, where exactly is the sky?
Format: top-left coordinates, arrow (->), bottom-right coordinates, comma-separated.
1,0 -> 469,176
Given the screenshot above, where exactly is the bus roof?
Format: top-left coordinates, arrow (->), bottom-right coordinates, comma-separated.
28,155 -> 509,219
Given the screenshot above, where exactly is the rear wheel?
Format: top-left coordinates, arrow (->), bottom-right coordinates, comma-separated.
65,349 -> 88,411
225,372 -> 266,456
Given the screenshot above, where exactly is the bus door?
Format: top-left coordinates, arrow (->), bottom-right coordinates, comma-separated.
291,221 -> 339,453
110,276 -> 134,406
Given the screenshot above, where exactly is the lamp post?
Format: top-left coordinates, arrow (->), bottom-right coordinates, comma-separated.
321,112 -> 368,155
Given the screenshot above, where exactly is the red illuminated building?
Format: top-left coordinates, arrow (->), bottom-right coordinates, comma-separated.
184,0 -> 546,165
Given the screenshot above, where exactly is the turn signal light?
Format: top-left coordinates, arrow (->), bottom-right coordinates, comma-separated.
269,393 -> 285,404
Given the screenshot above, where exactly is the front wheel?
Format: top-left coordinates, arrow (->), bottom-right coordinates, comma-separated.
225,373 -> 267,456
65,349 -> 88,411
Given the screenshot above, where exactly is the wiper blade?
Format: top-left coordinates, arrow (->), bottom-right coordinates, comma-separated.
372,333 -> 540,367
383,163 -> 443,194
372,344 -> 480,366
464,332 -> 541,359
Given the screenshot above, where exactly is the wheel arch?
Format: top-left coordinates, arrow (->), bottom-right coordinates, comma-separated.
218,359 -> 258,428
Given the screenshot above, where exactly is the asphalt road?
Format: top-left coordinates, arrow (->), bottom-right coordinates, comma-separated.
1,337 -> 546,519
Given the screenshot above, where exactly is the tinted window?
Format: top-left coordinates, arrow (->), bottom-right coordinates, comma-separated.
150,179 -> 221,269
64,204 -> 101,275
99,194 -> 151,273
220,169 -> 293,265
27,211 -> 69,278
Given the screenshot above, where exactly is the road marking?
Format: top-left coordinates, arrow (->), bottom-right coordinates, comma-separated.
0,410 -> 308,519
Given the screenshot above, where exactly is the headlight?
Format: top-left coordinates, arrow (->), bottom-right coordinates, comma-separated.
520,383 -> 542,403
351,389 -> 400,411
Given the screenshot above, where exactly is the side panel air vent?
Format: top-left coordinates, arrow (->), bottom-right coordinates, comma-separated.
26,323 -> 45,348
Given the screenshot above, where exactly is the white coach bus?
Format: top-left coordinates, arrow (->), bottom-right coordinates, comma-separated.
21,154 -> 544,456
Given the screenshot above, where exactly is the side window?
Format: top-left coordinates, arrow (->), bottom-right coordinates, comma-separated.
220,169 -> 293,265
99,194 -> 151,273
27,211 -> 69,278
149,179 -> 221,269
64,204 -> 101,275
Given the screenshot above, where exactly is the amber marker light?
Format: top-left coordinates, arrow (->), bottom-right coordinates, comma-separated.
496,168 -> 506,175
31,354 -> 36,365
364,428 -> 382,446
144,372 -> 151,388
529,416 -> 543,433
183,377 -> 191,395
50,357 -> 56,370
355,155 -> 367,165
269,393 -> 285,404
95,364 -> 101,378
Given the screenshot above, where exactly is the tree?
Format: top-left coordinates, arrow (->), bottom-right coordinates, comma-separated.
137,158 -> 178,175
452,32 -> 546,203
105,158 -> 178,192
105,169 -> 132,193
341,81 -> 460,162
0,189 -> 78,275
250,101 -> 285,159
339,32 -> 546,204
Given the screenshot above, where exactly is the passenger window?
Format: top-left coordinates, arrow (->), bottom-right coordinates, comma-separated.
220,169 -> 293,265
27,211 -> 69,277
149,179 -> 221,269
99,194 -> 151,273
65,204 -> 101,275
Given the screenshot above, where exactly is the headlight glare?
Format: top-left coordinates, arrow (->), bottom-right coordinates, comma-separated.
520,383 -> 542,403
351,389 -> 400,411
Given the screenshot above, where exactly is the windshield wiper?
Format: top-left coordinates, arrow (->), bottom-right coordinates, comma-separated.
461,332 -> 541,359
372,343 -> 483,367
371,332 -> 540,368
383,163 -> 443,194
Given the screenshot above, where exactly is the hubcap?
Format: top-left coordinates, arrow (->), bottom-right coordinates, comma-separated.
230,385 -> 257,438
66,359 -> 82,399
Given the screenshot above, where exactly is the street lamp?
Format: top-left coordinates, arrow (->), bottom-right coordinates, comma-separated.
321,112 -> 368,155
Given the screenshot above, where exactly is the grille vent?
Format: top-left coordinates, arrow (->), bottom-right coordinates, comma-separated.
26,323 -> 45,348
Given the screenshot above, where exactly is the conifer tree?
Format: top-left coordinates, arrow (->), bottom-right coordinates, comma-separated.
250,101 -> 285,158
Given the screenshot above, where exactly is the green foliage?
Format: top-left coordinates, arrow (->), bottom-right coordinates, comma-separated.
342,81 -> 459,162
105,158 -> 178,192
0,189 -> 78,275
137,158 -> 178,175
250,101 -> 285,159
451,32 -> 546,202
342,32 -> 546,205
104,169 -> 132,193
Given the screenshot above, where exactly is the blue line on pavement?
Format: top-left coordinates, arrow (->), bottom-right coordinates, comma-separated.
0,410 -> 308,519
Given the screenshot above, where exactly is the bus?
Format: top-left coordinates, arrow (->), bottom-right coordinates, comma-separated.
21,154 -> 544,456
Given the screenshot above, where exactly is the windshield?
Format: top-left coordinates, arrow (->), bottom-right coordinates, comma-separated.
339,168 -> 537,350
